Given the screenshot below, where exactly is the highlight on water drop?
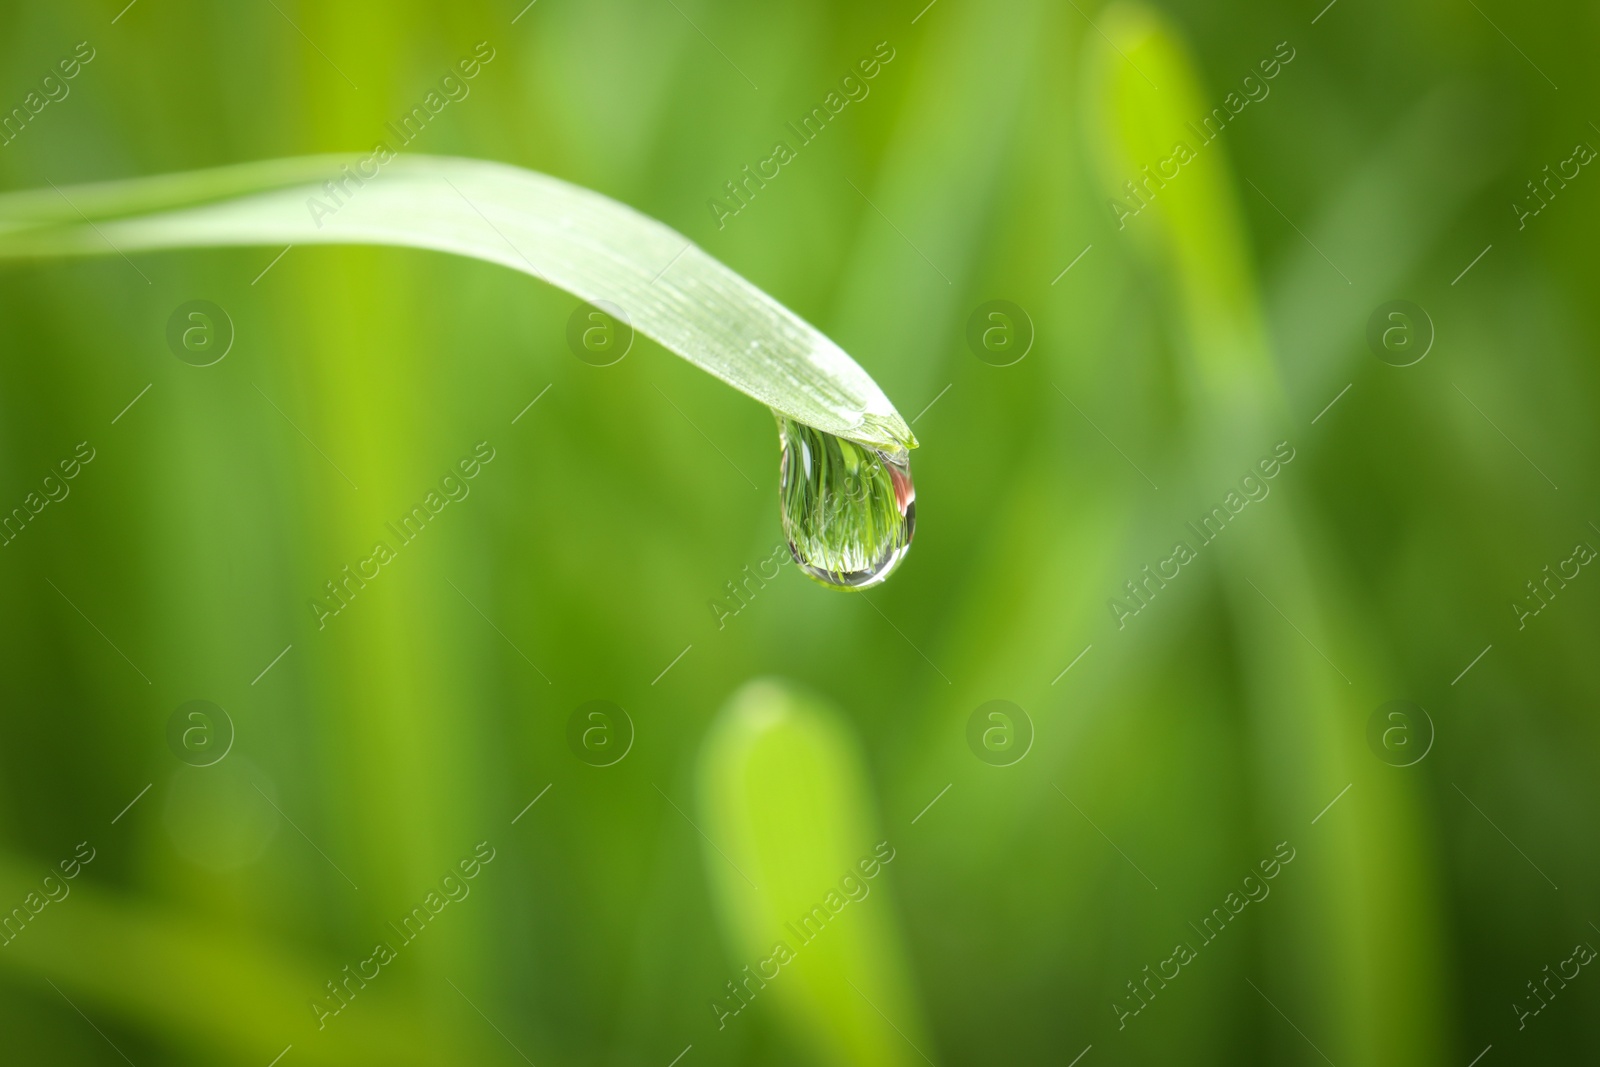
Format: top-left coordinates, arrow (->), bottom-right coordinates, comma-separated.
776,415 -> 915,591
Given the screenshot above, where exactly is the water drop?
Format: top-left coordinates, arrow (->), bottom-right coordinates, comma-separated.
777,415 -> 915,590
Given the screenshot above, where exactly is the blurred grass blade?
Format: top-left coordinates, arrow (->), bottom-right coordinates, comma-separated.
1081,1 -> 1278,429
1083,6 -> 1448,1065
696,679 -> 928,1067
1265,87 -> 1504,409
0,851 -> 449,1065
0,155 -> 912,450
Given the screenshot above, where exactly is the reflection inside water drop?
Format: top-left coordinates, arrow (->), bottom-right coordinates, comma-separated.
777,416 -> 915,590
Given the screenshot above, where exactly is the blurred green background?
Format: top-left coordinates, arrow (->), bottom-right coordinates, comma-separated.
1,0 -> 1597,1063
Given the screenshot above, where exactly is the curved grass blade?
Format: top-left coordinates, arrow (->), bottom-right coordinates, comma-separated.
696,678 -> 929,1067
0,155 -> 913,451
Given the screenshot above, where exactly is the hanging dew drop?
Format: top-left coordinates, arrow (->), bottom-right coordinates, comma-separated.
777,415 -> 915,590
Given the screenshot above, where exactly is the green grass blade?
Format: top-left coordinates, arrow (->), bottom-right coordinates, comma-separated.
1081,3 -> 1276,422
1082,6 -> 1450,1064
696,679 -> 927,1067
0,155 -> 912,450
0,851 -> 452,1065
